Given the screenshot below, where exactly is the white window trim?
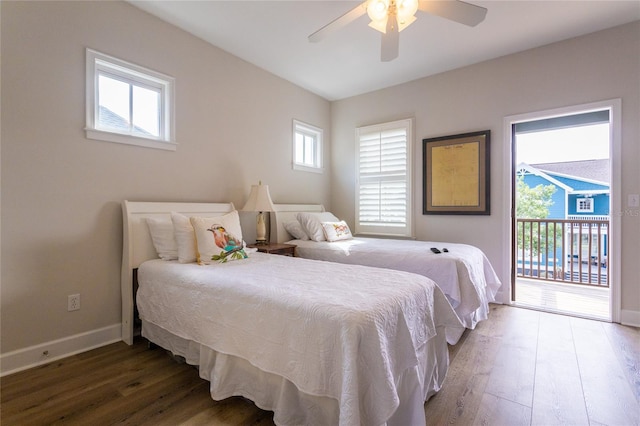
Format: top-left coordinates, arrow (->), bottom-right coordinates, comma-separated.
576,197 -> 594,213
355,118 -> 414,238
85,48 -> 176,151
292,119 -> 323,173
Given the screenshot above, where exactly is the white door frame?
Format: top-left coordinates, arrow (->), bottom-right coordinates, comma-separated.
502,99 -> 621,323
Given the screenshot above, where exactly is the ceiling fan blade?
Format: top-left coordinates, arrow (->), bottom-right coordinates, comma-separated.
418,0 -> 487,27
308,1 -> 368,43
381,15 -> 399,62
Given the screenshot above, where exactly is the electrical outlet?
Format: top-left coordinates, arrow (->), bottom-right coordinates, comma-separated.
68,294 -> 80,311
629,194 -> 640,208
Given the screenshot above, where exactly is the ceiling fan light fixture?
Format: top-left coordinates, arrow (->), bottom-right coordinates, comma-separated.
397,0 -> 419,21
309,0 -> 487,62
367,0 -> 389,20
367,0 -> 418,34
397,0 -> 419,30
367,0 -> 390,33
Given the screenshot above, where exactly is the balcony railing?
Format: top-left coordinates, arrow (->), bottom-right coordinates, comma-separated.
515,218 -> 609,287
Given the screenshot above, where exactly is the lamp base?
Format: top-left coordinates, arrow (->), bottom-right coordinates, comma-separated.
255,212 -> 269,245
254,238 -> 268,245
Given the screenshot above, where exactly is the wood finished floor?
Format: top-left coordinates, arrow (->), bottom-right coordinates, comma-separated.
1,304 -> 638,425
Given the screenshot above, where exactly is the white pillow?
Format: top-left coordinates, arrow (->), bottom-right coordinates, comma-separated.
321,220 -> 353,242
190,211 -> 246,264
145,217 -> 178,260
283,220 -> 309,241
296,212 -> 339,242
171,212 -> 198,263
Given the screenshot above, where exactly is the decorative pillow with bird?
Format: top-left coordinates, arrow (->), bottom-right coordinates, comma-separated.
190,211 -> 248,264
208,224 -> 247,263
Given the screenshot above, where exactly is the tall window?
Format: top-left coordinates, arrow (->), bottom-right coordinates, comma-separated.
356,118 -> 413,237
85,49 -> 175,151
293,120 -> 323,173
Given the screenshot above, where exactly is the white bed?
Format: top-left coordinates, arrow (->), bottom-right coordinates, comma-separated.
121,200 -> 464,426
272,204 -> 501,333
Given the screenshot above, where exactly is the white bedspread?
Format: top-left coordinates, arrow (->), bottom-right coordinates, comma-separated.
290,238 -> 501,330
137,254 -> 462,426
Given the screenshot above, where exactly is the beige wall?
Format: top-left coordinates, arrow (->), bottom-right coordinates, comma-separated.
1,1 -> 331,354
331,22 -> 640,320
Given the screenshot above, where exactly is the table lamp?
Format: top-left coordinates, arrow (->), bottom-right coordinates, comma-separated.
242,181 -> 275,244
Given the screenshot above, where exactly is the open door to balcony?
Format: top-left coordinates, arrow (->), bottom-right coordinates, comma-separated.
507,101 -> 621,322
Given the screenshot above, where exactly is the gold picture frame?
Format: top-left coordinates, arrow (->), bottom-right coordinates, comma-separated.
423,130 -> 490,215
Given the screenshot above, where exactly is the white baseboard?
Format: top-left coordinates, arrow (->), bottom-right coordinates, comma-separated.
0,323 -> 121,377
620,309 -> 640,327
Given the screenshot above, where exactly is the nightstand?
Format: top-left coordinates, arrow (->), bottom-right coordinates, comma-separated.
248,243 -> 296,257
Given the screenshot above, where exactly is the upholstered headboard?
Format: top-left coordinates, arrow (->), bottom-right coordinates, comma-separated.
121,200 -> 236,345
271,204 -> 325,243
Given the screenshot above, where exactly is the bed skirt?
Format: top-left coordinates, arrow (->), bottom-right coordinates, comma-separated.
142,321 -> 449,426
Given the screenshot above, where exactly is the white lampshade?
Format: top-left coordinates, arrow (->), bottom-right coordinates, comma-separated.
242,182 -> 275,213
242,182 -> 275,244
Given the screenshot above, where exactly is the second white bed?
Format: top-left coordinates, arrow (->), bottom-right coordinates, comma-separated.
273,204 -> 502,334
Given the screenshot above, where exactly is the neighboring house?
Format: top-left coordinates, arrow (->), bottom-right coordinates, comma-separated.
517,159 -> 610,220
516,159 -> 610,279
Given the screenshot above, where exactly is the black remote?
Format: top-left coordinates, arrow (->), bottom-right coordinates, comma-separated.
430,247 -> 441,254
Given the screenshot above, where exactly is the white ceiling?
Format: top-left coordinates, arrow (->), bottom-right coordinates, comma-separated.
129,1 -> 640,101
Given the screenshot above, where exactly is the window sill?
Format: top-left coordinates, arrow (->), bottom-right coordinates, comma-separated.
293,163 -> 323,174
85,128 -> 177,151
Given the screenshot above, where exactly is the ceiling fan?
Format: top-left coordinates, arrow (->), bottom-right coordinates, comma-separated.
309,0 -> 487,62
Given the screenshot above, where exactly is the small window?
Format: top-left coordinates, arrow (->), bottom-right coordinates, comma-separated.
293,120 -> 323,173
85,49 -> 176,151
577,197 -> 594,213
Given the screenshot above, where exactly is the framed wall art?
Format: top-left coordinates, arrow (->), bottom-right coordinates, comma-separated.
423,130 -> 490,215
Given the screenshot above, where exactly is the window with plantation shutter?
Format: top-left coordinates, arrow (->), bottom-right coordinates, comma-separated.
356,119 -> 413,237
